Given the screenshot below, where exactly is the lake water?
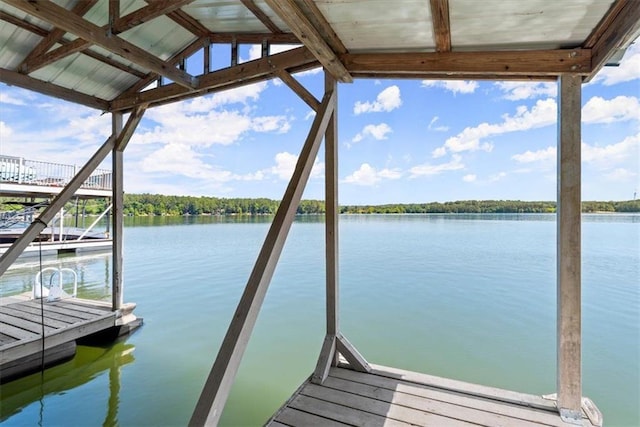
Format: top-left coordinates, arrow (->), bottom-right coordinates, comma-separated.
0,214 -> 638,426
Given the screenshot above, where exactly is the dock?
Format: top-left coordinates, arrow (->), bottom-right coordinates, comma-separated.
0,296 -> 136,383
267,365 -> 602,427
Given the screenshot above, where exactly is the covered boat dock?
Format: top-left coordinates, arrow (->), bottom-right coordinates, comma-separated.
0,0 -> 638,425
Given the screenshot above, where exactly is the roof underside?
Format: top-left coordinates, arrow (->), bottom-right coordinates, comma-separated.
0,0 -> 638,112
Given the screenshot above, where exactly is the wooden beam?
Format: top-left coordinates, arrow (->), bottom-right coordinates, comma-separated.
0,68 -> 109,110
112,112 -> 124,312
311,72 -> 340,382
336,333 -> 370,373
429,0 -> 451,52
342,49 -> 592,76
113,0 -> 195,34
189,84 -> 337,427
324,72 -> 338,339
21,0 -> 194,74
264,0 -> 352,83
0,10 -> 48,37
275,69 -> 320,111
556,74 -> 582,423
587,0 -> 640,81
108,0 -> 119,30
3,0 -> 197,89
296,0 -> 347,55
208,32 -> 300,44
110,46 -> 318,111
18,0 -> 98,73
350,72 -> 557,82
240,0 -> 282,33
120,37 -> 209,97
166,9 -> 210,36
312,334 -> 336,384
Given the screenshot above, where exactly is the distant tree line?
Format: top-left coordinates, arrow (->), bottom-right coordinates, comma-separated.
1,196 -> 638,217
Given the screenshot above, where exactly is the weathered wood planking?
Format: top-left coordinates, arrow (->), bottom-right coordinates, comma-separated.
267,365 -> 601,427
0,299 -> 116,367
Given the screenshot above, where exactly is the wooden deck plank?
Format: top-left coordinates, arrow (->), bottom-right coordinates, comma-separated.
289,394 -> 410,426
18,301 -> 96,320
301,383 -> 475,427
274,407 -> 351,427
369,364 -> 559,412
0,309 -> 115,364
322,374 -> 558,427
330,368 -> 569,426
269,422 -> 289,427
49,300 -> 112,316
0,321 -> 39,340
0,312 -> 58,334
0,306 -> 71,328
0,332 -> 18,344
0,303 -> 80,324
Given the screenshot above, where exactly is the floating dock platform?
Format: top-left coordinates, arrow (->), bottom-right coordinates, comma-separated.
267,365 -> 602,427
0,296 -> 138,383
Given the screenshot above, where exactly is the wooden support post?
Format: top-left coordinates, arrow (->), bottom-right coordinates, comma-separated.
312,73 -> 339,384
557,73 -> 582,424
189,80 -> 337,427
112,113 -> 124,311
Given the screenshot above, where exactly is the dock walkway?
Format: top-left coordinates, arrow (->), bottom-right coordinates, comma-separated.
0,297 -> 117,382
267,365 -> 602,427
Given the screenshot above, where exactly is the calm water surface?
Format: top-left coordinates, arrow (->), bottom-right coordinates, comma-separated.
0,214 -> 638,426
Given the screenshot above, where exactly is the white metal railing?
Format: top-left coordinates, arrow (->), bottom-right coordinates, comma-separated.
33,267 -> 78,301
0,155 -> 111,191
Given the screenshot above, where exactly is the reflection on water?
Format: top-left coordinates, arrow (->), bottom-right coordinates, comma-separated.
0,250 -> 112,300
0,340 -> 135,424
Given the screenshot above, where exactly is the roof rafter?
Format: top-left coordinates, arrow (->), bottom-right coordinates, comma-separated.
166,9 -> 210,37
240,0 -> 282,34
110,46 -> 318,111
0,10 -> 48,37
3,0 -> 198,89
0,67 -> 109,110
264,0 -> 352,83
21,0 -> 194,74
18,0 -> 98,73
296,0 -> 346,55
586,0 -> 640,81
342,49 -> 592,77
429,0 -> 451,52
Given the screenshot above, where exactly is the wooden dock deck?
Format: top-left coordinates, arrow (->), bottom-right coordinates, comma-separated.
266,365 -> 602,427
0,297 -> 117,382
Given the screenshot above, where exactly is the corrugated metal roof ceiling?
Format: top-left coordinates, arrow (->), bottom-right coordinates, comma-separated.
0,0 -> 637,110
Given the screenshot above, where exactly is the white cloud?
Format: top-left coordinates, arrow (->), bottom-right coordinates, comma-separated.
269,151 -> 324,181
592,42 -> 640,86
251,116 -> 291,133
489,172 -> 507,182
582,133 -> 639,168
433,98 -> 557,157
410,154 -> 464,177
343,163 -> 402,186
495,82 -> 557,100
352,123 -> 392,142
582,96 -> 640,124
354,85 -> 402,115
463,174 -> 477,182
428,116 -> 449,132
304,111 -> 316,121
141,143 -> 234,182
512,146 -> 556,163
0,92 -> 27,106
604,168 -> 637,182
421,80 -> 478,94
510,133 -> 639,172
0,121 -> 13,138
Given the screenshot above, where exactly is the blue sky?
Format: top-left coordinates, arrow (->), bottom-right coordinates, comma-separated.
1,42 -> 638,205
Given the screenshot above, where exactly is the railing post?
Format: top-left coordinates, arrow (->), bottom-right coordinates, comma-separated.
557,73 -> 582,423
18,157 -> 23,184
